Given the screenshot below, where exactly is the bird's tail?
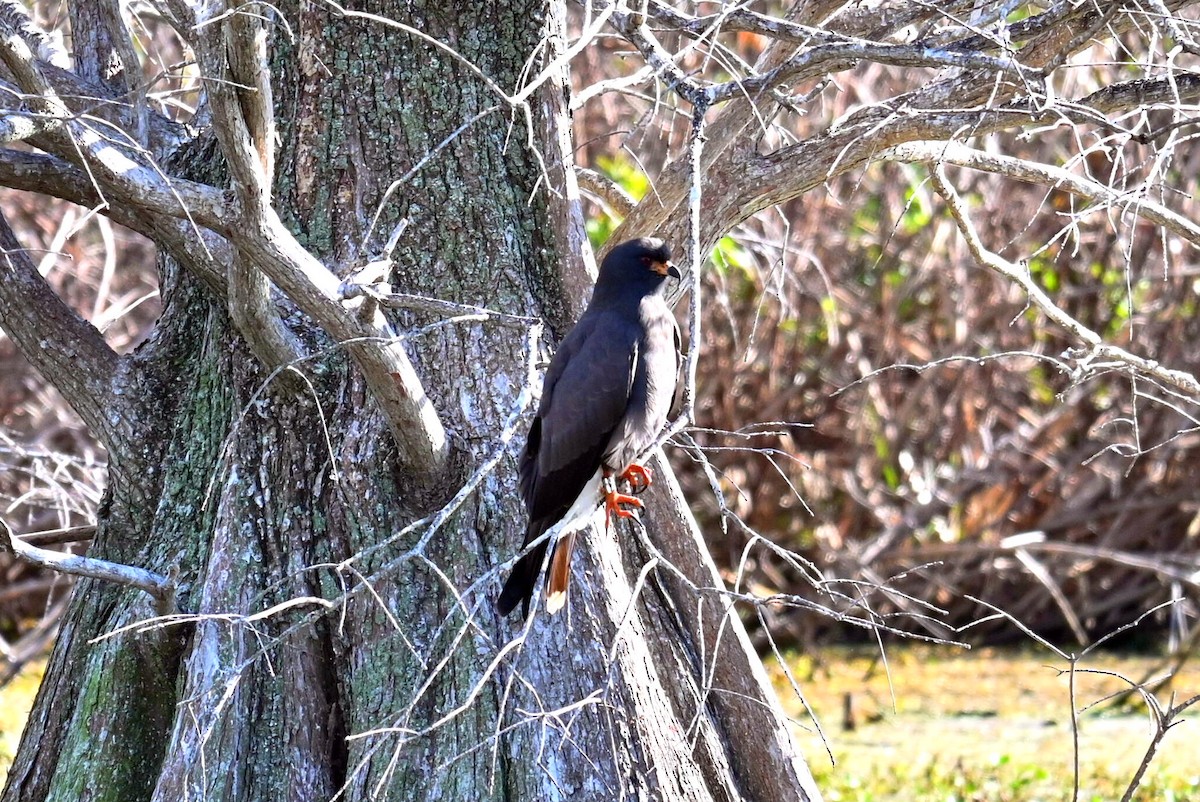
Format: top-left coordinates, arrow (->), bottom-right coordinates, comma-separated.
544,531 -> 576,614
496,519 -> 553,619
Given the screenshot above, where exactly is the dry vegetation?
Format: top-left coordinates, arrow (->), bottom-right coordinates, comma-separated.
0,190 -> 157,681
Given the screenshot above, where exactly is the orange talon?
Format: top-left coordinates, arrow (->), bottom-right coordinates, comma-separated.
603,471 -> 645,527
619,464 -> 653,495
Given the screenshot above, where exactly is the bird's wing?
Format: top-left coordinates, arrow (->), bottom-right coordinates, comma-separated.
601,298 -> 680,471
669,316 -> 683,417
501,314 -> 639,618
519,311 -> 640,522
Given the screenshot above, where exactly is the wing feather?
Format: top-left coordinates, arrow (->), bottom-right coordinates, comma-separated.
519,310 -> 640,521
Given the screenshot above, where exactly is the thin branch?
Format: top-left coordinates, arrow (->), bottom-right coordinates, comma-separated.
0,516 -> 176,615
884,140 -> 1200,251
344,286 -> 540,329
928,165 -> 1200,400
651,6 -> 1038,106
1120,692 -> 1200,802
18,525 -> 97,547
673,100 -> 708,434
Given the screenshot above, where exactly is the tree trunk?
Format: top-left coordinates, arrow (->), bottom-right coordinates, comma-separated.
1,2 -> 818,800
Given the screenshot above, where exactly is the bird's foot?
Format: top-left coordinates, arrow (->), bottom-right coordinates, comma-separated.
603,471 -> 644,527
619,463 -> 653,495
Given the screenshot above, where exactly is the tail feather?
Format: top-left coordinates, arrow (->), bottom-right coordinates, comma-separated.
497,519 -> 553,618
544,531 -> 577,614
498,470 -> 603,618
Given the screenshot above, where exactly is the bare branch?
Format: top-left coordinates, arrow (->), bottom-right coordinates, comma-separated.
194,0 -> 302,379
610,6 -> 1200,254
929,164 -> 1200,400
232,210 -> 449,485
228,255 -> 308,391
0,147 -> 231,293
1081,72 -> 1200,115
0,17 -> 226,227
645,1 -> 1038,102
885,140 -> 1200,251
174,7 -> 449,470
0,516 -> 176,615
575,166 -> 636,218
227,1 -> 276,182
1119,692 -> 1200,801
603,0 -> 819,248
185,5 -> 308,379
344,286 -> 539,329
534,0 -> 596,318
0,68 -> 182,159
608,7 -> 704,104
0,108 -> 54,142
192,5 -> 272,205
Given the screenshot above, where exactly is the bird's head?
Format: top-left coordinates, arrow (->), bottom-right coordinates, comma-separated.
598,238 -> 681,291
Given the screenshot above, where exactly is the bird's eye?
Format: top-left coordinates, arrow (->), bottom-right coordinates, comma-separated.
640,256 -> 652,265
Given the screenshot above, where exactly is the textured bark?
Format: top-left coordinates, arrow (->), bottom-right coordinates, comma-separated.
1,2 -> 817,801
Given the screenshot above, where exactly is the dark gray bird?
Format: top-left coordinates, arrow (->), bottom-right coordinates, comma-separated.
497,237 -> 681,618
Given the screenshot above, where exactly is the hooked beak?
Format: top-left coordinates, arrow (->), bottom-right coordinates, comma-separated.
666,261 -> 681,280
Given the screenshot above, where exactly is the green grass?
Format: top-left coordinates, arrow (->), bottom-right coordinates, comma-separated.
772,646 -> 1200,801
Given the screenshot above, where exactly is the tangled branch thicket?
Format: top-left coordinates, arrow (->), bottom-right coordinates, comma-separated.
567,3 -> 1200,650
3,0 -> 1200,695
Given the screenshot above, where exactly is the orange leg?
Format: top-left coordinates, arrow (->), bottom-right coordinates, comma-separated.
619,463 -> 653,495
602,470 -> 644,527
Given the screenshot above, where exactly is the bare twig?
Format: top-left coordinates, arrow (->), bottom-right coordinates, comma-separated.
929,165 -> 1200,400
0,516 -> 176,615
886,140 -> 1200,252
1119,692 -> 1200,802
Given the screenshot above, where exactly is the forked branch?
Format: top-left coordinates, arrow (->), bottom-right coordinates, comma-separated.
928,165 -> 1200,399
0,517 -> 177,615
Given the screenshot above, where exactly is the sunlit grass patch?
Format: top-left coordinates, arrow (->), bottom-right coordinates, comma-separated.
0,660 -> 44,787
773,646 -> 1200,801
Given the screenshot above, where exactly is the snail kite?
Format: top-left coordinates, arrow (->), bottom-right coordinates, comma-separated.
497,237 -> 681,618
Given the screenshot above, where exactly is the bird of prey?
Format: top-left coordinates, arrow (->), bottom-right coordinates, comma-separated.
497,237 -> 681,618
